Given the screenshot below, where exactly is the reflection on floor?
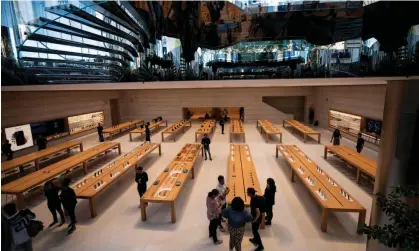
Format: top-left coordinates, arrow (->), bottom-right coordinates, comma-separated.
6,122 -> 376,251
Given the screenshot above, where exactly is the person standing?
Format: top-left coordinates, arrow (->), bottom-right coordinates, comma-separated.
263,178 -> 276,225
2,139 -> 13,160
331,129 -> 342,146
356,132 -> 365,153
135,166 -> 148,208
216,175 -> 230,231
60,178 -> 77,234
206,189 -> 223,245
247,187 -> 265,251
222,197 -> 253,251
219,119 -> 225,134
3,203 -> 36,251
239,107 -> 244,121
36,135 -> 47,151
44,181 -> 65,227
97,123 -> 104,142
308,106 -> 315,124
145,122 -> 151,142
205,113 -> 210,119
201,134 -> 212,161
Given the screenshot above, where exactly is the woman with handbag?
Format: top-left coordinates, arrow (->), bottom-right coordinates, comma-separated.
206,189 -> 223,245
3,203 -> 42,251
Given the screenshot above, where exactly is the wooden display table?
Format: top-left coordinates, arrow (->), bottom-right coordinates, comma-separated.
230,119 -> 245,142
276,145 -> 366,233
1,142 -> 121,210
140,144 -> 203,223
1,141 -> 83,173
129,120 -> 168,141
195,119 -> 216,142
161,120 -> 192,142
227,144 -> 265,229
256,120 -> 283,143
103,120 -> 143,139
283,120 -> 321,143
74,142 -> 161,218
324,145 -> 377,183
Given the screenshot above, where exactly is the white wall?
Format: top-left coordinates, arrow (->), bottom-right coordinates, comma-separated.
119,87 -> 315,123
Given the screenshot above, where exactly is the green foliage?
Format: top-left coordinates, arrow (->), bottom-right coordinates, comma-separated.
363,185 -> 419,251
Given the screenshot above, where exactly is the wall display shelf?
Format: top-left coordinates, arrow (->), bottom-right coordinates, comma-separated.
328,109 -> 381,146
68,111 -> 104,135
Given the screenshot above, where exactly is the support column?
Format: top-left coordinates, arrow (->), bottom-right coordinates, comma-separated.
367,80 -> 419,251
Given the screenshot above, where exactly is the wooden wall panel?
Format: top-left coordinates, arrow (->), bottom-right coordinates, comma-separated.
120,87 -> 315,123
313,85 -> 386,146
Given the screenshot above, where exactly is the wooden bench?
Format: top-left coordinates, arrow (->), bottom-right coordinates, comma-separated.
276,145 -> 366,233
73,142 -> 161,218
283,120 -> 321,143
103,120 -> 143,139
324,145 -> 377,184
230,119 -> 245,143
161,120 -> 192,142
140,143 -> 203,223
129,120 -> 168,141
256,120 -> 283,143
227,144 -> 265,229
1,141 -> 83,173
1,142 -> 121,210
195,119 -> 216,142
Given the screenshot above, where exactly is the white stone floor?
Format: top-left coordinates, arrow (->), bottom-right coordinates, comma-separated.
12,122 -> 378,251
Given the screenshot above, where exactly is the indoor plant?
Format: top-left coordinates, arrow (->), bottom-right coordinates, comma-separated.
363,185 -> 419,251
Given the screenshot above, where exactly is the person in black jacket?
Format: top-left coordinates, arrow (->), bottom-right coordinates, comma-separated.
135,166 -> 148,207
239,107 -> 244,121
2,140 -> 13,160
331,129 -> 342,146
356,133 -> 365,153
36,135 -> 47,151
219,119 -> 225,134
145,122 -> 151,142
97,123 -> 104,142
247,187 -> 265,251
60,178 -> 77,234
201,134 -> 212,161
263,178 -> 276,225
44,180 -> 65,227
205,113 -> 210,119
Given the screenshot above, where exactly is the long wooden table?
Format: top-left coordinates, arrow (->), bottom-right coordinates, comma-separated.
230,119 -> 245,142
161,120 -> 192,142
1,142 -> 121,210
276,145 -> 366,233
256,120 -> 283,143
140,143 -> 203,223
1,141 -> 83,173
73,142 -> 161,218
324,145 -> 377,183
227,144 -> 265,229
195,119 -> 216,142
103,120 -> 143,139
283,119 -> 321,143
227,144 -> 262,206
129,120 -> 168,141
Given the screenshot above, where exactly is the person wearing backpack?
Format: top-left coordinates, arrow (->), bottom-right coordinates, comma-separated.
3,203 -> 42,251
247,188 -> 265,251
219,119 -> 225,134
